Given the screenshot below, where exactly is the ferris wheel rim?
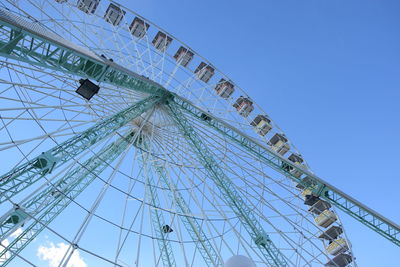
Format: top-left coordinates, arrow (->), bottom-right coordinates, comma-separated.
0,1 -> 359,266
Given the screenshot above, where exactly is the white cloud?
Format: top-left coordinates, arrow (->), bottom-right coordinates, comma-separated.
37,242 -> 87,267
0,229 -> 23,264
0,239 -> 10,264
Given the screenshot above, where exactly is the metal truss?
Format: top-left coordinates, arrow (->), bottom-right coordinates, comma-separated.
0,8 -> 166,96
150,156 -> 222,267
172,95 -> 400,247
166,101 -> 289,267
0,95 -> 161,204
139,148 -> 176,267
0,131 -> 135,266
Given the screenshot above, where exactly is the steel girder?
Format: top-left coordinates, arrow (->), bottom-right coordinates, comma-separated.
150,157 -> 223,267
0,131 -> 136,266
167,101 -> 289,267
139,148 -> 176,267
0,8 -> 166,96
0,95 -> 161,204
171,95 -> 400,247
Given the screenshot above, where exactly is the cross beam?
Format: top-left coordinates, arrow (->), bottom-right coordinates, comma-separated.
0,95 -> 161,203
172,95 -> 400,247
167,101 -> 289,267
0,131 -> 135,265
0,8 -> 166,96
150,157 -> 222,267
139,149 -> 176,267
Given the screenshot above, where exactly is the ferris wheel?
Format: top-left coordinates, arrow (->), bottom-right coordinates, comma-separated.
0,0 -> 398,266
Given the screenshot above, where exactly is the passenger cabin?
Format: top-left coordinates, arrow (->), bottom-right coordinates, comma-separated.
319,225 -> 343,241
129,17 -> 149,38
295,176 -> 314,190
195,62 -> 215,83
251,115 -> 272,136
325,254 -> 352,267
288,153 -> 303,164
309,199 -> 331,215
104,3 -> 125,26
286,153 -> 305,177
268,133 -> 290,155
214,79 -> 235,99
314,209 -> 337,228
326,238 -> 349,255
233,96 -> 254,117
152,31 -> 173,52
77,0 -> 100,14
174,46 -> 194,67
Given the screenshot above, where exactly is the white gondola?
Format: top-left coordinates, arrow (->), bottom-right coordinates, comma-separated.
152,31 -> 173,52
315,209 -> 337,228
295,176 -> 313,190
77,0 -> 100,14
233,96 -> 254,117
174,46 -> 194,67
195,62 -> 214,83
104,3 -> 125,26
250,115 -> 272,136
268,133 -> 290,155
286,153 -> 305,177
326,238 -> 349,255
129,17 -> 149,38
214,79 -> 235,99
288,153 -> 303,164
309,199 -> 331,215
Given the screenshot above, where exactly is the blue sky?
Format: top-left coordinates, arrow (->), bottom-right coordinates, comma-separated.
127,0 -> 400,266
0,0 -> 399,266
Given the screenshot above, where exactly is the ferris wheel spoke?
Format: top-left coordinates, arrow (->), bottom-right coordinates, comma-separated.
160,149 -> 276,265
145,112 -> 236,266
0,11 -> 164,96
179,108 -> 350,264
218,171 -> 326,264
166,101 -> 290,266
0,130 -> 89,152
24,0 -> 104,55
0,98 -> 108,161
57,137 -> 132,267
151,159 -> 222,267
166,164 -> 262,264
1,1 -> 395,265
169,141 -> 305,264
0,130 -> 134,266
173,95 -> 400,249
114,107 -> 178,267
141,154 -> 177,267
0,95 -> 160,205
113,147 -> 140,263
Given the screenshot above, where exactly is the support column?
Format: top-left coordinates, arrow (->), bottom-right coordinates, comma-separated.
139,147 -> 176,267
172,95 -> 400,247
0,131 -> 136,266
166,101 -> 288,267
0,95 -> 161,204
